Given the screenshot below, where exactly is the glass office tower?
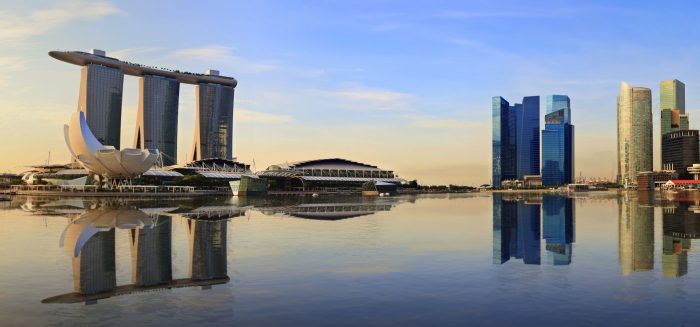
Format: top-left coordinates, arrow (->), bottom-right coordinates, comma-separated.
491,95 -> 539,186
542,196 -> 575,265
542,95 -> 574,186
617,82 -> 653,185
492,97 -> 517,186
660,79 -> 685,114
78,64 -> 124,148
661,130 -> 699,179
516,96 -> 540,179
134,75 -> 180,166
192,83 -> 235,161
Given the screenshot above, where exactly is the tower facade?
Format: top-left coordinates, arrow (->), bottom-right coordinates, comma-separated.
661,130 -> 699,180
491,95 -> 540,186
542,95 -> 574,186
617,82 -> 653,185
191,83 -> 235,161
660,79 -> 685,114
492,97 -> 517,186
134,75 -> 180,166
77,63 -> 124,148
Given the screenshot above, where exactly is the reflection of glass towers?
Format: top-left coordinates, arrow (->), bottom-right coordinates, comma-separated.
129,217 -> 172,286
134,75 -> 180,166
618,193 -> 654,275
192,83 -> 235,161
491,96 -> 540,186
542,95 -> 574,186
492,194 -> 541,265
661,202 -> 698,278
78,64 -> 124,147
543,196 -> 575,265
617,82 -> 652,185
72,229 -> 116,294
188,219 -> 228,280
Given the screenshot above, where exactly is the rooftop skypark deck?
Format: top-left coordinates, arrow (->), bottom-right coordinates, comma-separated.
49,50 -> 238,87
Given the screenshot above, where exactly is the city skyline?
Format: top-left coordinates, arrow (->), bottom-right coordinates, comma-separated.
1,1 -> 700,185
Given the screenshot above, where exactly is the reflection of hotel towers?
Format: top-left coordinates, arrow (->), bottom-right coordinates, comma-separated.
56,50 -> 236,163
618,192 -> 654,275
129,217 -> 172,286
542,196 -> 575,265
72,229 -> 116,294
492,194 -> 541,265
661,201 -> 697,278
188,219 -> 228,280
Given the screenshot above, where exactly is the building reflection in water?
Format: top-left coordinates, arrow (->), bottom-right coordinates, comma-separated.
188,219 -> 227,280
45,205 -> 231,304
661,199 -> 700,278
130,216 -> 172,286
493,194 -> 574,265
618,192 -> 654,275
543,196 -> 575,265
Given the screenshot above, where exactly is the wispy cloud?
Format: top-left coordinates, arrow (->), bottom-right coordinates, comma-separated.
329,87 -> 414,111
109,47 -> 163,60
169,45 -> 279,74
235,108 -> 293,123
0,0 -> 122,41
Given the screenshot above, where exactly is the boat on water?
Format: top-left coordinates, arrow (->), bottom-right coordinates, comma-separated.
229,175 -> 268,196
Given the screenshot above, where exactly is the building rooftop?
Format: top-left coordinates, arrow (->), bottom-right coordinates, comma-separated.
49,50 -> 237,87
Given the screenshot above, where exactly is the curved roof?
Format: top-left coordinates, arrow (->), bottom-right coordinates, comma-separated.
49,51 -> 237,87
266,158 -> 383,171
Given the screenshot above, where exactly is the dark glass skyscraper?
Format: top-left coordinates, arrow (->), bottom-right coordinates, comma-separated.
134,75 -> 180,166
661,130 -> 699,180
78,63 -> 124,148
542,95 -> 574,186
192,83 -> 235,161
492,96 -> 540,186
492,97 -> 516,186
516,96 -> 541,179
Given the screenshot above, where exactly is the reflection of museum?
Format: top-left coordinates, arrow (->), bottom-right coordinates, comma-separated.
11,195 -> 401,304
44,206 -> 230,304
492,194 -> 575,265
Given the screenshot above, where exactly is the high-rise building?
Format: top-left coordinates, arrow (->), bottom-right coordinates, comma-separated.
660,79 -> 685,113
542,95 -> 575,186
492,95 -> 540,186
50,50 -> 238,164
516,96 -> 541,179
542,196 -> 575,265
191,83 -> 235,161
661,130 -> 699,180
78,63 -> 124,148
660,79 -> 689,156
492,97 -> 516,186
134,75 -> 180,166
617,82 -> 653,185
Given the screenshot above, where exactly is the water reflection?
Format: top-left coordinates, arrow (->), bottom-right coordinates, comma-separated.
41,205 -> 231,304
493,194 -> 575,265
6,195 -> 399,304
660,195 -> 700,278
618,192 -> 654,275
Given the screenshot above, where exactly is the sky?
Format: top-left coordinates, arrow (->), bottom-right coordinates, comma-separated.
0,0 -> 699,185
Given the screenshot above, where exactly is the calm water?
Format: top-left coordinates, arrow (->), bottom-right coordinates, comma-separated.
2,192 -> 700,326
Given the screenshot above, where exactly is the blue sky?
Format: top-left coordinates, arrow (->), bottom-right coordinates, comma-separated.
0,0 -> 699,184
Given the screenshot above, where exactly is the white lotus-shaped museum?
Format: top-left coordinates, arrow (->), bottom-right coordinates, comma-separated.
64,111 -> 159,178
